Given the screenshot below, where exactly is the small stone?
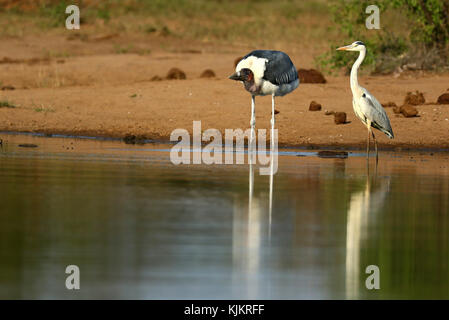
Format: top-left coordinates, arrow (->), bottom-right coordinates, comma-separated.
437,93 -> 449,104
123,134 -> 147,145
400,105 -> 418,117
166,68 -> 186,80
18,144 -> 38,148
334,112 -> 347,124
297,68 -> 327,83
151,75 -> 163,81
200,69 -> 216,78
404,91 -> 425,106
309,101 -> 322,111
124,135 -> 136,144
317,151 -> 348,159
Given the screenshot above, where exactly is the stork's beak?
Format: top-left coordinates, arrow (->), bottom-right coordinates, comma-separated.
229,72 -> 242,81
336,45 -> 351,51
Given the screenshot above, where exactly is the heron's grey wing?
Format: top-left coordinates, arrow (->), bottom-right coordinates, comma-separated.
359,89 -> 394,138
245,50 -> 298,85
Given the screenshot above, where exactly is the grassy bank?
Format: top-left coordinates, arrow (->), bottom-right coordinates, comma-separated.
0,0 -> 447,74
0,0 -> 334,47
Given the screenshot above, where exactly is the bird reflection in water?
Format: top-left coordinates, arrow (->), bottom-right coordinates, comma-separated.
345,167 -> 391,299
231,147 -> 275,299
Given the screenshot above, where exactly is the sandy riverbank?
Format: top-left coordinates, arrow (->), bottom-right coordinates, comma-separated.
0,32 -> 448,151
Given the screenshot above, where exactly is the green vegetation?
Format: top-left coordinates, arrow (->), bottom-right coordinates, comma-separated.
0,100 -> 16,108
38,1 -> 73,28
113,44 -> 132,54
0,0 -> 332,46
34,105 -> 55,113
317,0 -> 449,74
1,0 -> 448,74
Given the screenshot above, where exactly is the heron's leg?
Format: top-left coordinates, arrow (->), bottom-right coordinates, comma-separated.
371,130 -> 378,164
366,126 -> 371,161
271,94 -> 275,149
250,95 -> 256,150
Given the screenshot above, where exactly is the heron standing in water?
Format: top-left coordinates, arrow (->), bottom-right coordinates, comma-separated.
337,41 -> 394,162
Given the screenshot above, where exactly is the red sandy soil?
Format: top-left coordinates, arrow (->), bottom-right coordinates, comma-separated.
1,34 -> 448,150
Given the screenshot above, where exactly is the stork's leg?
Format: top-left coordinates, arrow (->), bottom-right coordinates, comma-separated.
250,95 -> 256,150
371,130 -> 378,164
271,94 -> 275,149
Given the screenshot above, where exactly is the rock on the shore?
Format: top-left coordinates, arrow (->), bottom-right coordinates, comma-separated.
200,69 -> 216,78
297,68 -> 327,84
166,68 -> 186,80
124,134 -> 147,145
317,150 -> 348,159
151,75 -> 163,81
334,112 -> 347,124
309,101 -> 322,111
400,105 -> 419,117
18,143 -> 38,148
404,91 -> 425,105
437,93 -> 449,104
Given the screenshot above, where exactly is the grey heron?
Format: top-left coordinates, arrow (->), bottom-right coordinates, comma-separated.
229,50 -> 299,147
337,41 -> 394,162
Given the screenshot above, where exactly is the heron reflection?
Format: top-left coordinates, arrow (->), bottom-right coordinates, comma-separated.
345,171 -> 390,299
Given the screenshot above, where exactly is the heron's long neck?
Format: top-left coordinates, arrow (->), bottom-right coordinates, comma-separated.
350,49 -> 365,98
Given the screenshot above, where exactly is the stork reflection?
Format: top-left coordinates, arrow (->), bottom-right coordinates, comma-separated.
232,148 -> 274,299
345,170 -> 390,299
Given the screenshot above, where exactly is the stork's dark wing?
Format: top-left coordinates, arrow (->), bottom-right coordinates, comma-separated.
243,50 -> 298,85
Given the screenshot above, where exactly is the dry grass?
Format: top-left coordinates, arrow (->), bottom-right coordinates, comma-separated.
0,0 -> 335,48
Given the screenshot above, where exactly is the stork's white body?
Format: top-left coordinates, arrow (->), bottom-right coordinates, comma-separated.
235,55 -> 299,97
231,50 -> 299,148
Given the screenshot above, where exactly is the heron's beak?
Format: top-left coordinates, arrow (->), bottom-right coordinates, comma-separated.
336,45 -> 351,51
229,72 -> 242,81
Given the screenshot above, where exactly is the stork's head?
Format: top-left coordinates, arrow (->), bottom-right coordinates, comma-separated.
229,68 -> 254,82
336,41 -> 366,52
229,68 -> 258,93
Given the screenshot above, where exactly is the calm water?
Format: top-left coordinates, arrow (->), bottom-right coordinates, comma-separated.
0,134 -> 448,299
